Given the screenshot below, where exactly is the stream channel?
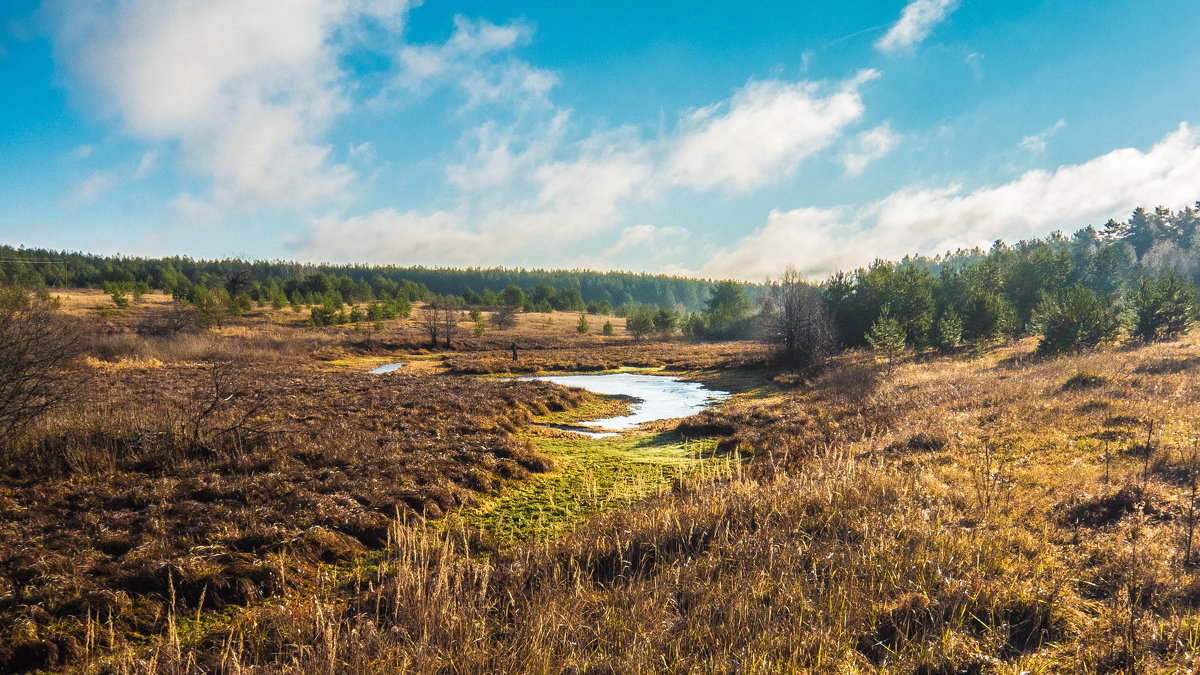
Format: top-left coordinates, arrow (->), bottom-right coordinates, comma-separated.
522,372 -> 730,437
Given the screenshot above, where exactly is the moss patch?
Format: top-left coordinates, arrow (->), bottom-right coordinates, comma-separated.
451,430 -> 724,547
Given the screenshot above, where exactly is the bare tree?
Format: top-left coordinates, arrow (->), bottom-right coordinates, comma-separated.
760,267 -> 835,370
490,305 -> 518,331
136,298 -> 196,337
187,359 -> 267,463
438,296 -> 463,348
417,301 -> 441,347
0,287 -> 82,446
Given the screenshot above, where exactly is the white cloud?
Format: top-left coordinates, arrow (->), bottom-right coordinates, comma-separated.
877,0 -> 959,54
701,123 -> 1200,280
50,4 -> 887,270
291,126 -> 652,266
171,192 -> 221,221
840,123 -> 900,176
296,67 -> 880,266
49,0 -> 412,208
395,16 -> 557,108
965,52 -> 984,80
297,209 -> 479,263
664,70 -> 879,192
71,170 -> 118,204
135,150 -> 158,178
605,224 -> 690,255
1019,119 -> 1067,154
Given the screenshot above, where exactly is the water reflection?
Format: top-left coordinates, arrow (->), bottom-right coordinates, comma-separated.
523,373 -> 730,431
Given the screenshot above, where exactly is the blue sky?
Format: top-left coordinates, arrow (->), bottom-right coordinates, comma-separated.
2,0 -> 1199,280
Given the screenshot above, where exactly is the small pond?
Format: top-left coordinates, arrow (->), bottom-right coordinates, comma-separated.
523,372 -> 731,435
369,362 -> 405,374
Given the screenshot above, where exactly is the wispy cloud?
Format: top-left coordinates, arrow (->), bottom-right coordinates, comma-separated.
877,0 -> 960,54
394,16 -> 557,109
1019,119 -> 1067,154
291,69 -> 881,266
701,123 -> 1200,280
71,170 -> 118,204
134,150 -> 159,179
840,123 -> 900,176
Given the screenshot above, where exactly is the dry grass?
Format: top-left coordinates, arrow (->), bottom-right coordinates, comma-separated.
0,358 -> 590,672
75,334 -> 1200,673
443,341 -> 771,375
17,294 -> 1200,672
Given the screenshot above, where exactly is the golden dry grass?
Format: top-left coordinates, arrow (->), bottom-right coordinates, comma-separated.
64,333 -> 1200,673
17,293 -> 1200,672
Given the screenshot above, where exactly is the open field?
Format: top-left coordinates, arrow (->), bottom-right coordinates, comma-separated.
97,334 -> 1200,673
9,290 -> 1200,671
0,292 -> 752,672
50,289 -> 635,350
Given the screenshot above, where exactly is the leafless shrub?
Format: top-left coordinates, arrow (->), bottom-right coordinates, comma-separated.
0,286 -> 83,453
759,266 -> 835,370
136,298 -> 196,337
490,304 -> 518,331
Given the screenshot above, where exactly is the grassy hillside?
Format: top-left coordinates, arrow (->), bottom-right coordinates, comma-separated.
7,287 -> 1200,671
157,335 -> 1200,673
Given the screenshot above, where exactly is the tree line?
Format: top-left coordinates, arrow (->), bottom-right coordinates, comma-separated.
760,203 -> 1200,368
0,248 -> 740,312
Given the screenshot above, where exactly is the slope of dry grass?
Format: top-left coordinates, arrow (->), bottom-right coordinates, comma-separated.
17,291 -> 1200,672
0,360 -> 589,672
82,334 -> 1200,673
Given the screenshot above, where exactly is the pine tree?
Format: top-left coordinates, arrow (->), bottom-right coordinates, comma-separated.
866,308 -> 907,364
932,310 -> 963,352
1032,286 -> 1124,354
1131,272 -> 1195,342
576,313 -> 589,334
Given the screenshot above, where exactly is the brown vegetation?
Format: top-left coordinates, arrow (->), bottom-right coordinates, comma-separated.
14,289 -> 1200,672
0,354 -> 586,671
74,334 -> 1200,673
443,342 -> 771,375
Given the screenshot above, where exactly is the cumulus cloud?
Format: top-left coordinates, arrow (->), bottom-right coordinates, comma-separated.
877,0 -> 959,54
840,123 -> 900,176
664,70 -> 879,192
294,67 -> 880,266
701,123 -> 1200,280
49,3 -> 887,270
49,0 -> 413,208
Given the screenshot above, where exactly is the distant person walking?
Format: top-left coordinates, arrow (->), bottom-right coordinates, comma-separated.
511,341 -> 519,362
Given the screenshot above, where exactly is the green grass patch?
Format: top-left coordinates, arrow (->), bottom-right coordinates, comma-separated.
450,430 -> 726,547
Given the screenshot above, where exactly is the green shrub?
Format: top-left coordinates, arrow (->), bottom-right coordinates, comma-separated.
931,310 -> 963,352
1130,272 -> 1195,342
1032,286 -> 1124,355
